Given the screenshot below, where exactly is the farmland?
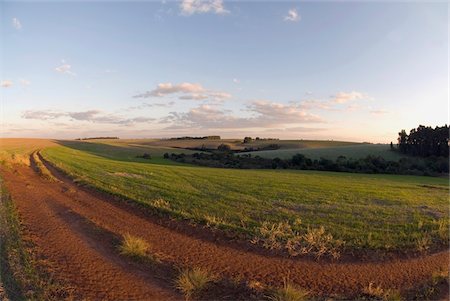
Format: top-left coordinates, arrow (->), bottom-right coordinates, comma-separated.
41,141 -> 449,253
1,138 -> 449,300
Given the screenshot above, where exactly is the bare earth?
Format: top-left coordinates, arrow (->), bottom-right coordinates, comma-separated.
1,154 -> 448,300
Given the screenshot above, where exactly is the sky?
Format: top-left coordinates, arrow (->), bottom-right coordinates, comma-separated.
1,0 -> 448,142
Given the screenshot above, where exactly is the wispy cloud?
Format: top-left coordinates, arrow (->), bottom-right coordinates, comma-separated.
180,0 -> 229,16
162,100 -> 323,130
134,82 -> 231,102
22,109 -> 154,126
284,8 -> 300,22
55,60 -> 76,76
1,80 -> 13,88
12,18 -> 22,30
331,91 -> 366,104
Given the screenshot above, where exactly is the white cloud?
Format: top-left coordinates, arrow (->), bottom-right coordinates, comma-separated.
162,100 -> 323,130
233,78 -> 240,84
134,82 -> 231,102
180,0 -> 229,16
1,80 -> 13,88
12,18 -> 22,30
284,8 -> 300,22
331,91 -> 366,104
55,61 -> 76,76
22,109 -> 154,125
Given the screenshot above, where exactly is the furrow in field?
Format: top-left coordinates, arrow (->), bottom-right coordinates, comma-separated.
1,163 -> 180,301
4,153 -> 447,298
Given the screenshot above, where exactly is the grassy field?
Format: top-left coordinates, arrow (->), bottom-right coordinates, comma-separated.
134,138 -> 361,151
41,142 -> 449,253
242,143 -> 405,161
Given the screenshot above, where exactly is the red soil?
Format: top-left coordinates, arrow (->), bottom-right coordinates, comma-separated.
1,156 -> 448,300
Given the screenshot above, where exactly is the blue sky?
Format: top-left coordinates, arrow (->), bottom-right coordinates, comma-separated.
1,0 -> 448,142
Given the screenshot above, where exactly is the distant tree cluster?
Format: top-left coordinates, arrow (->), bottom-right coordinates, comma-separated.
75,137 -> 119,140
169,136 -> 221,140
244,136 -> 280,142
166,152 -> 448,176
396,125 -> 449,157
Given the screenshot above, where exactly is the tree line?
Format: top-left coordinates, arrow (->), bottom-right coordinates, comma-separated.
395,125 -> 449,157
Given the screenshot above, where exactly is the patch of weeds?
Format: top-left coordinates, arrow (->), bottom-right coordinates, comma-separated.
409,269 -> 449,300
267,279 -> 309,301
435,219 -> 448,243
204,214 -> 228,228
414,233 -> 431,253
175,267 -> 213,300
152,198 -> 171,211
363,282 -> 402,301
252,220 -> 343,259
118,233 -> 150,259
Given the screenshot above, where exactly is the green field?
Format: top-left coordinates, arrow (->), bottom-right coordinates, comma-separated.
242,143 -> 406,161
41,141 -> 449,253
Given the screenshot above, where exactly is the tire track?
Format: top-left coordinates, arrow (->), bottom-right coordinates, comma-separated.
2,157 -> 449,299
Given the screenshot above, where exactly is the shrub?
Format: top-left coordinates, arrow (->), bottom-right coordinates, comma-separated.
119,233 -> 149,258
176,267 -> 212,300
268,279 -> 309,301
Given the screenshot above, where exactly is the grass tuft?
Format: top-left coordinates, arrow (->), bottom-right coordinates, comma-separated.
364,282 -> 402,301
119,233 -> 150,258
267,279 -> 309,301
175,267 -> 212,300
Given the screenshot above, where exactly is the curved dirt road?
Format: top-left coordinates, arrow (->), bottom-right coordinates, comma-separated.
1,156 -> 448,300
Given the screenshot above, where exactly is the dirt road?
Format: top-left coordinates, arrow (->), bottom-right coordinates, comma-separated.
1,155 -> 448,300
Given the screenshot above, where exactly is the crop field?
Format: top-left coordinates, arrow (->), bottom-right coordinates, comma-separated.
42,141 -> 449,252
242,143 -> 406,161
1,138 -> 449,300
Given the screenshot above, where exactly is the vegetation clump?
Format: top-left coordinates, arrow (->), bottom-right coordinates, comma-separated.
176,267 -> 213,300
119,233 -> 150,258
252,221 -> 343,259
268,279 -> 309,301
363,282 -> 402,301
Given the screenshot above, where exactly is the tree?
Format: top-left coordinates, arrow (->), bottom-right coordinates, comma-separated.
397,125 -> 449,157
243,137 -> 253,143
217,144 -> 231,152
397,130 -> 408,153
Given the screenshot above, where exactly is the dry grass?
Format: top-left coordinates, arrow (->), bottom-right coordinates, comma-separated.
175,267 -> 213,300
118,233 -> 150,258
415,233 -> 431,253
364,282 -> 402,301
252,221 -> 343,259
267,279 -> 309,301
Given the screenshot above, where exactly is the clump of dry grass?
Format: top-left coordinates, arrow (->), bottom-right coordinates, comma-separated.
252,221 -> 343,259
364,282 -> 402,301
204,214 -> 228,228
415,233 -> 431,253
268,279 -> 309,301
119,233 -> 150,258
152,198 -> 171,210
175,267 -> 213,300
